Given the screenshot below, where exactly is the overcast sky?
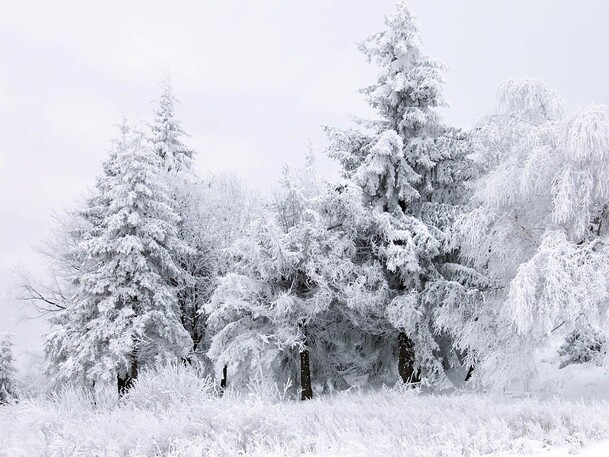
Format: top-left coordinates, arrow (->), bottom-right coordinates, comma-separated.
2,0 -> 609,366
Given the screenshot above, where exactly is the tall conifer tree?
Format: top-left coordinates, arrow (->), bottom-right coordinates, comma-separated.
46,120 -> 192,392
326,2 -> 473,386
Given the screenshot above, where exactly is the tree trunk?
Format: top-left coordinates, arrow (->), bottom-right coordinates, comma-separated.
299,322 -> 313,400
117,358 -> 138,396
220,364 -> 228,394
91,380 -> 97,407
454,347 -> 474,382
398,331 -> 420,384
464,365 -> 474,382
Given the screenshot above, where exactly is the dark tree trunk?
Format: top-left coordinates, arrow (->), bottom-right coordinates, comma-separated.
117,358 -> 138,396
464,365 -> 475,382
183,338 -> 201,366
398,331 -> 420,384
299,322 -> 313,400
220,364 -> 228,394
454,347 -> 475,382
91,380 -> 97,407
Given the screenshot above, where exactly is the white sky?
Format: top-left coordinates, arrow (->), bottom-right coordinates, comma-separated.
2,0 -> 609,366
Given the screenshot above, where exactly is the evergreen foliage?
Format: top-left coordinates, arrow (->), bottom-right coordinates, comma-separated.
45,120 -> 192,387
151,77 -> 195,173
325,1 -> 474,386
0,334 -> 16,404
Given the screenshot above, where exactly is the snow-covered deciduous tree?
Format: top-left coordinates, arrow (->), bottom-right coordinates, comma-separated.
325,1 -> 474,387
558,326 -> 607,369
45,119 -> 192,393
453,79 -> 609,387
170,172 -> 262,368
17,211 -> 86,315
0,334 -> 17,404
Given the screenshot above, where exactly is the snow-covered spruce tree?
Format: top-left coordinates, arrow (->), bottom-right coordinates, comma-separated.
0,334 -> 17,404
151,77 -> 195,173
44,117 -> 132,384
311,181 -> 408,389
149,78 -> 205,365
206,160 -> 324,399
45,120 -> 192,393
453,79 -> 609,388
207,157 -> 424,396
325,2 -> 474,386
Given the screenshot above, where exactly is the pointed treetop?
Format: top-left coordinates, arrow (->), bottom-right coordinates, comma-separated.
151,77 -> 195,172
360,0 -> 446,127
360,1 -> 422,64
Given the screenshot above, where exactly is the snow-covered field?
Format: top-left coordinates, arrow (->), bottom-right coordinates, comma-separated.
2,364 -> 609,457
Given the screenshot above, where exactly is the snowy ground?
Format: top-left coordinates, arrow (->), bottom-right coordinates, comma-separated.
2,364 -> 609,457
510,440 -> 609,457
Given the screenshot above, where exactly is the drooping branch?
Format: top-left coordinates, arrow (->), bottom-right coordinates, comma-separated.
15,272 -> 68,314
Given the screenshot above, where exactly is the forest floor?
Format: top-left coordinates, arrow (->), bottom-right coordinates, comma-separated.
2,362 -> 609,457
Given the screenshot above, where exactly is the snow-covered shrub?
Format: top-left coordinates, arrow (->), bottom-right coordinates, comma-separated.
45,383 -> 116,414
559,327 -> 608,368
0,334 -> 17,404
121,362 -> 216,411
244,370 -> 294,404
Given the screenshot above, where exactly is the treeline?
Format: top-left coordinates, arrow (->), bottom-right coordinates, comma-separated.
19,1 -> 609,399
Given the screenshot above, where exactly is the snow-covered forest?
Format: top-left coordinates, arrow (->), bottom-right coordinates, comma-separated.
3,2 -> 609,456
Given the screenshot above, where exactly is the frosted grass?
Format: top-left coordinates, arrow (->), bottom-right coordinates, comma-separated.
1,365 -> 608,456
